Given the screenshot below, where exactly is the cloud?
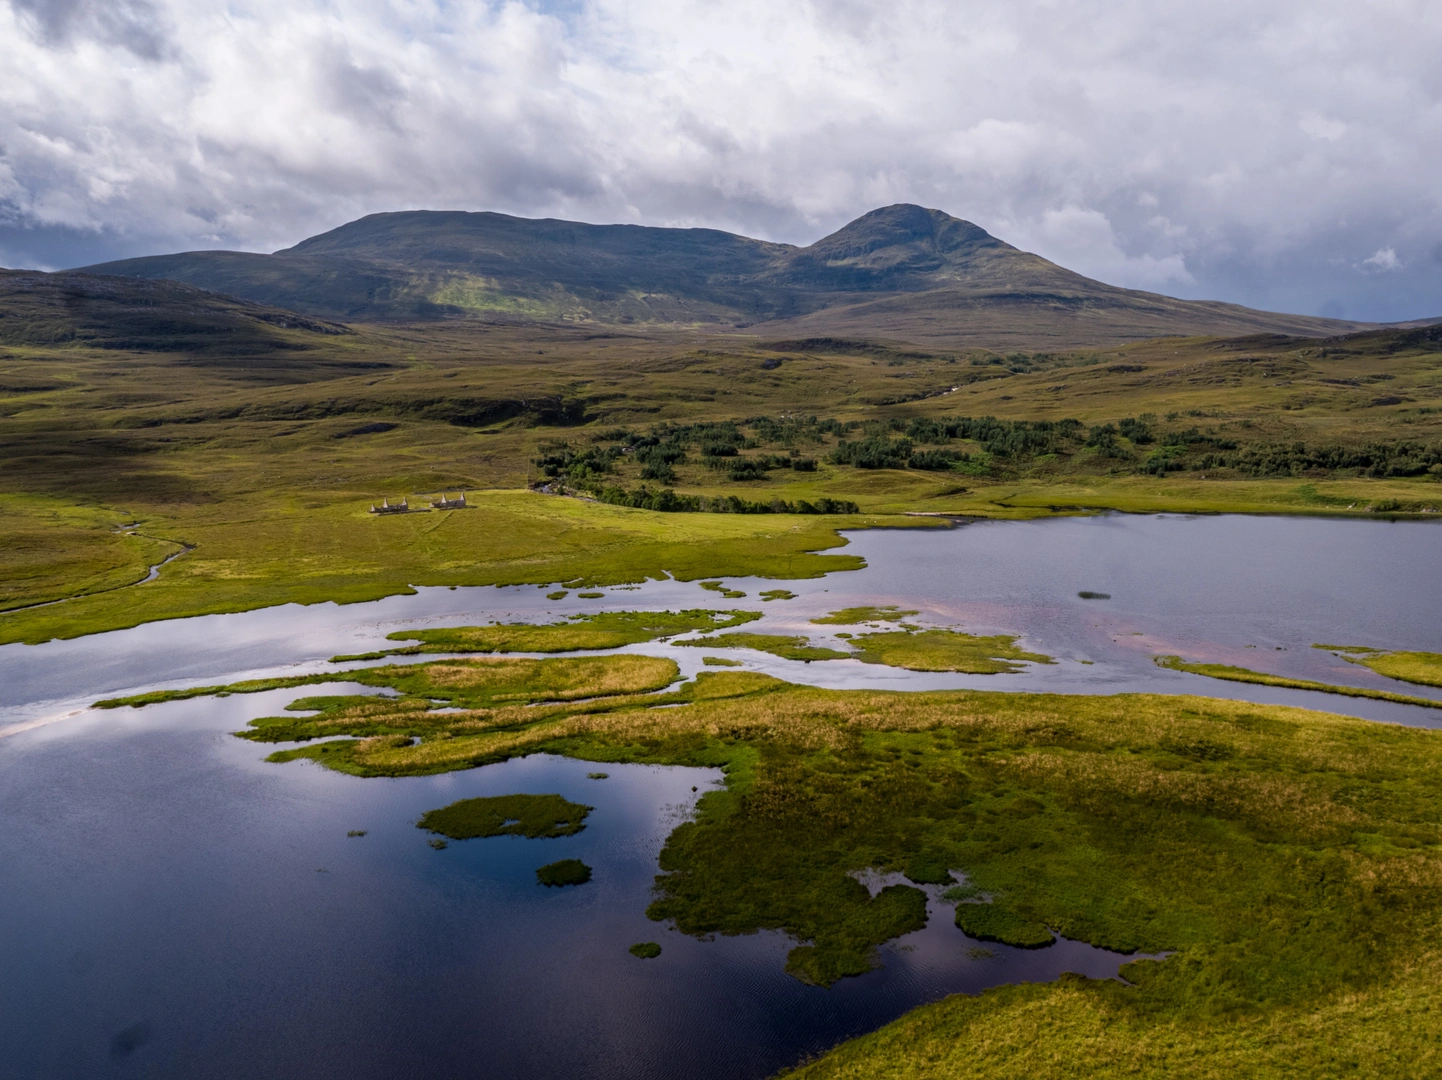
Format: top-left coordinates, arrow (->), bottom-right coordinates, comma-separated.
1,0 -> 1440,320
1361,247 -> 1403,273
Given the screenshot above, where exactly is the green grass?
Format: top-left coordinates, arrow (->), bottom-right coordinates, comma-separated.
331,609 -> 760,660
240,654 -> 1442,1063
0,491 -> 867,646
953,903 -> 1055,948
417,793 -> 592,840
5,309 -> 1441,646
1349,651 -> 1442,689
94,673 -> 341,709
676,632 -> 852,662
1155,655 -> 1442,708
629,942 -> 662,959
703,656 -> 744,667
761,589 -> 797,601
700,581 -> 748,599
849,629 -> 1054,674
536,858 -> 592,887
811,606 -> 920,625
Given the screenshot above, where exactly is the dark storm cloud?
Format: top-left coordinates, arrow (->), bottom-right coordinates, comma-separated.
1,0 -> 1439,320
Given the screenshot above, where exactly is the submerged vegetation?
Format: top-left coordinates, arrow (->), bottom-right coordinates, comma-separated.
417,794 -> 592,841
628,942 -> 662,959
1155,655 -> 1442,709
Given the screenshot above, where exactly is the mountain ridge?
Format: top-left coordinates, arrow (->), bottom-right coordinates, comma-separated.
75,204 -> 1373,348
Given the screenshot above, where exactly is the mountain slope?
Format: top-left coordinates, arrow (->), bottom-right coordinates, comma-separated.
0,269 -> 349,352
79,204 -> 1371,346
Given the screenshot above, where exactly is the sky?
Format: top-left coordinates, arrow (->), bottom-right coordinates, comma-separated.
2,0 -> 1440,321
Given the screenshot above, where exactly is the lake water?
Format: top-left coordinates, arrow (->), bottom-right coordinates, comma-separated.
2,513 -> 1440,1077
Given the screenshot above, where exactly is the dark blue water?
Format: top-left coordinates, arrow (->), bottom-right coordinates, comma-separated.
3,514 -> 1440,1078
0,688 -> 1142,1080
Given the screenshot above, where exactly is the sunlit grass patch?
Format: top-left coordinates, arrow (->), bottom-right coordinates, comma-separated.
850,629 -> 1054,673
1349,650 -> 1442,689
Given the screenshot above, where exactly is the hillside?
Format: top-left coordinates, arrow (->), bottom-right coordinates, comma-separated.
0,269 -> 349,354
80,205 -> 1370,348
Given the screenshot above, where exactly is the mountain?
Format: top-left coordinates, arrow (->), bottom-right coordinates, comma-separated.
78,204 -> 1371,348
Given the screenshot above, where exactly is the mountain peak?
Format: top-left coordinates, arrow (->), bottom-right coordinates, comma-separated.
808,204 -> 998,259
774,204 -> 1014,291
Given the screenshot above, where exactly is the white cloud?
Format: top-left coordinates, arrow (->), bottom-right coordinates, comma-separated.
1361,246 -> 1403,272
0,0 -> 1439,318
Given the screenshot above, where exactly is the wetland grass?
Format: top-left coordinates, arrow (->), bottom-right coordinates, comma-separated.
629,942 -> 662,959
418,793 -> 592,840
850,629 -> 1054,674
760,589 -> 798,601
811,606 -> 920,625
676,633 -> 852,662
1155,655 -> 1442,707
331,608 -> 760,660
242,653 -> 1442,1058
1348,651 -> 1442,689
536,859 -> 592,887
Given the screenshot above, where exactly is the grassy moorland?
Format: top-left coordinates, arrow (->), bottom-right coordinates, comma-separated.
2,275 -> 1440,645
175,653 -> 1442,1071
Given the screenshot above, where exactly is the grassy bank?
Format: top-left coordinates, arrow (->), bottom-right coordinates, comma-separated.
1342,650 -> 1442,689
0,491 -> 868,645
1155,655 -> 1442,709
